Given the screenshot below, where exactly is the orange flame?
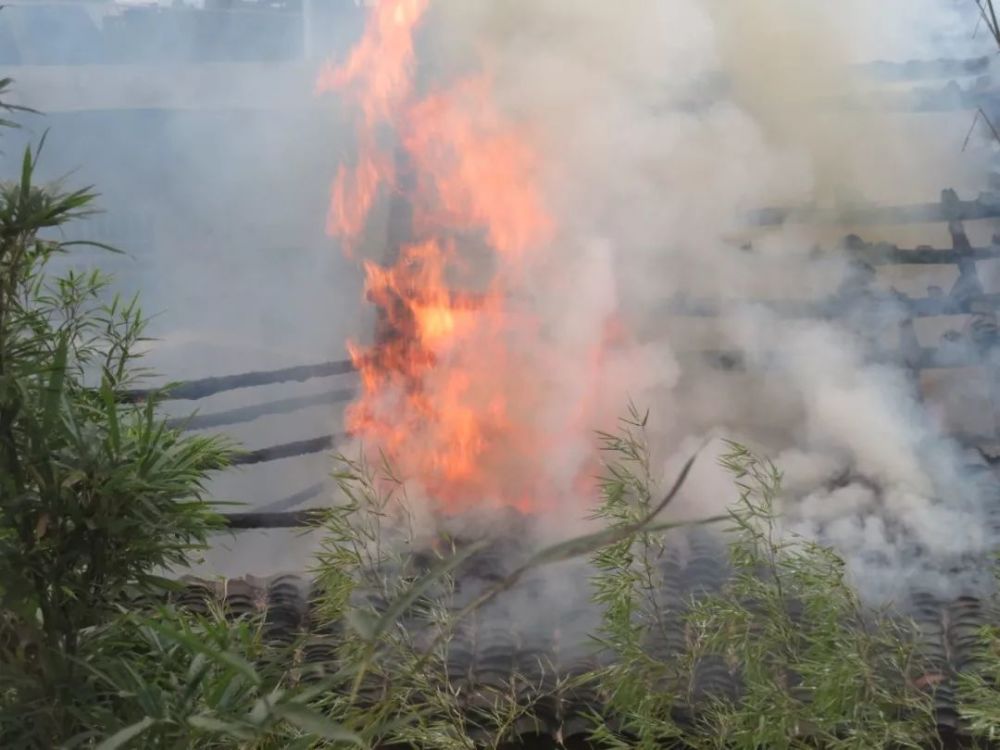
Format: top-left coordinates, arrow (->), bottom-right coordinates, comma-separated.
404,76 -> 555,259
326,147 -> 392,248
318,1 -> 615,515
315,0 -> 428,123
317,0 -> 427,254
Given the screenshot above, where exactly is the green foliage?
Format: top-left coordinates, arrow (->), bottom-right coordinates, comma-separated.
303,442 -> 700,749
589,404 -> 686,748
0,86 -> 234,747
686,443 -> 935,749
957,578 -> 1000,741
311,452 -> 523,749
0,76 -> 37,131
958,620 -> 1000,741
74,605 -> 361,750
588,431 -> 938,749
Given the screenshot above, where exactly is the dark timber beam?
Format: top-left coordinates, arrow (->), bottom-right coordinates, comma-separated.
124,359 -> 356,403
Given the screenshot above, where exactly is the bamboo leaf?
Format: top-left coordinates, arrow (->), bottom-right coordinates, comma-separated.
344,608 -> 376,641
101,378 -> 121,454
141,575 -> 184,593
143,620 -> 262,686
61,730 -> 103,749
60,239 -> 124,255
272,703 -> 364,745
369,539 -> 488,642
18,143 -> 32,206
186,715 -> 255,740
95,717 -> 156,750
525,448 -> 702,568
41,334 -> 68,435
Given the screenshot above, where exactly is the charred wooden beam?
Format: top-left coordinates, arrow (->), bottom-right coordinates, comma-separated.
166,388 -> 356,431
123,358 -> 356,403
682,347 -> 1000,372
904,81 -> 1000,113
840,236 -> 1000,265
231,434 -> 344,466
750,192 -> 1000,227
857,56 -> 991,82
662,292 -> 1000,319
220,509 -> 327,530
255,482 -> 326,514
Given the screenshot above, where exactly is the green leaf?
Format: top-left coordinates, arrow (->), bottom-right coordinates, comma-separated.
35,128 -> 49,163
186,715 -> 255,740
273,703 -> 364,745
141,575 -> 184,593
18,142 -> 32,206
286,675 -> 350,705
369,539 -> 489,642
143,620 -> 262,686
526,448 -> 704,569
61,730 -> 104,749
60,239 -> 124,255
41,333 -> 68,434
344,609 -> 376,642
95,717 -> 156,750
101,378 -> 120,454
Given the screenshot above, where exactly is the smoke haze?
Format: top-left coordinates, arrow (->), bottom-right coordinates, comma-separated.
2,1 -> 999,603
409,0 -> 998,600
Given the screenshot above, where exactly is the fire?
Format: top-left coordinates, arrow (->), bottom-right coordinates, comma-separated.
315,0 -> 428,253
404,76 -> 555,259
318,0 -> 605,514
326,152 -> 388,250
315,0 -> 427,123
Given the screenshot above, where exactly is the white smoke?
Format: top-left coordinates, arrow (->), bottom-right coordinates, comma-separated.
410,0 -> 997,600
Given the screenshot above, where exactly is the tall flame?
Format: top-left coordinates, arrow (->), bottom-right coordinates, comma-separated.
319,0 -> 599,514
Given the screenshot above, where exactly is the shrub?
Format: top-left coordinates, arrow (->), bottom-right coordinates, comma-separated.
0,79 -> 234,747
589,415 -> 936,749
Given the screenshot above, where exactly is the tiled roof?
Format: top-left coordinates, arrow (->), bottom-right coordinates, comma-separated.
170,516 -> 1000,744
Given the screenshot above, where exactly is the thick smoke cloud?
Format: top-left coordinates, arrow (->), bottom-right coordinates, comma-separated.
412,0 -> 996,600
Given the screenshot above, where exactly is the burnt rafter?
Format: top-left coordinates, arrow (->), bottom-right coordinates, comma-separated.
165,388 -> 356,431
854,76 -> 1000,113
839,235 -> 1000,265
231,434 -> 344,466
123,358 -> 356,403
750,191 -> 1000,226
210,338 -> 1000,481
856,56 -> 992,82
661,291 -> 1000,320
119,190 -> 1000,415
220,509 -> 327,530
677,346 -> 1000,372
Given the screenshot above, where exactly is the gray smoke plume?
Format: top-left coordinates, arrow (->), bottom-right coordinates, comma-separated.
407,0 -> 998,602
